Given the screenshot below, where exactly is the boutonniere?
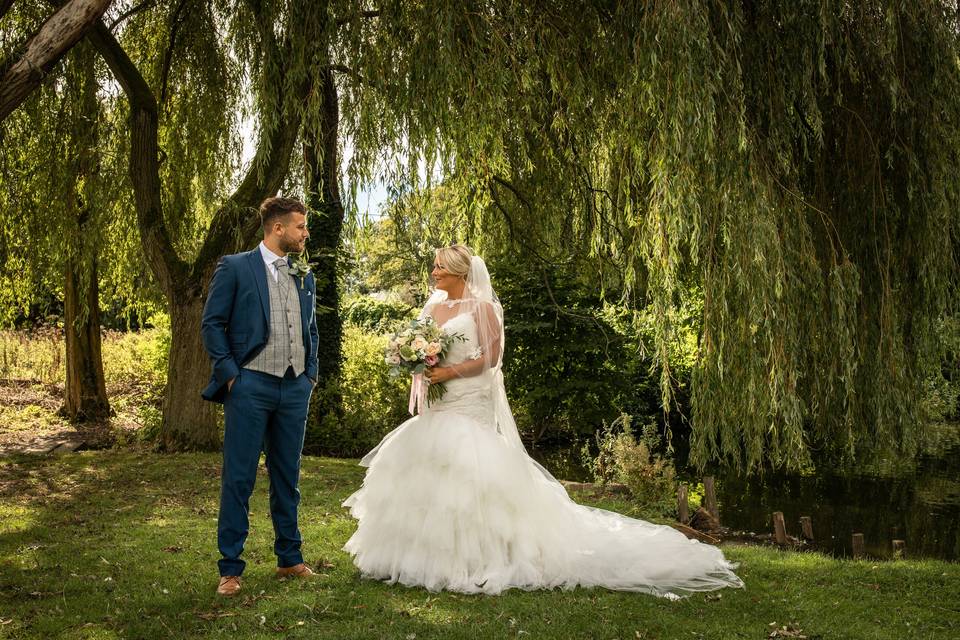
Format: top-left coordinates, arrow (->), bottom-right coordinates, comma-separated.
283,250 -> 315,288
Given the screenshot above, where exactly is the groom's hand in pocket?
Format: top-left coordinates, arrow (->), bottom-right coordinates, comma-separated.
227,377 -> 236,392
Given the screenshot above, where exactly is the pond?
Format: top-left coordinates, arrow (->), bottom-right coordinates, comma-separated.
529,422 -> 960,562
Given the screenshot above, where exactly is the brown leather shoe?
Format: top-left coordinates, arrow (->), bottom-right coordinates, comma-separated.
276,563 -> 315,579
216,575 -> 242,597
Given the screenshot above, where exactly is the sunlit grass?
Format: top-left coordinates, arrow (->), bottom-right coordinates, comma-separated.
0,452 -> 957,639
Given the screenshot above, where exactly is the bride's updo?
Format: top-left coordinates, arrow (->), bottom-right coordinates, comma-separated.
434,244 -> 474,279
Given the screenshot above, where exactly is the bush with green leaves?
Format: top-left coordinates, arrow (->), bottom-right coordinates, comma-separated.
582,414 -> 677,518
924,316 -> 960,424
304,325 -> 410,457
491,260 -> 655,444
342,295 -> 416,333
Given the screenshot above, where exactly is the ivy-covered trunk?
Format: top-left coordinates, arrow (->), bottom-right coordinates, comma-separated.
303,66 -> 345,454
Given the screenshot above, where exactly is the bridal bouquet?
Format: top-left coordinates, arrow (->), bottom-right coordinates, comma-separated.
384,318 -> 464,413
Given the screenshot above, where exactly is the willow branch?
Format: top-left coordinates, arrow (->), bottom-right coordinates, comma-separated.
158,0 -> 188,108
107,0 -> 154,31
327,63 -> 369,86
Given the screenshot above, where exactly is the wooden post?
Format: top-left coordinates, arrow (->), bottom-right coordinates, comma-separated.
677,484 -> 689,524
852,533 -> 865,559
772,511 -> 787,545
799,516 -> 814,541
703,476 -> 719,522
892,539 -> 905,559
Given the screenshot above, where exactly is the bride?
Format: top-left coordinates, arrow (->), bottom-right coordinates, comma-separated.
343,245 -> 743,598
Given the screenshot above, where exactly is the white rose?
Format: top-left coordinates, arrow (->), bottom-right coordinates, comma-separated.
386,353 -> 401,365
424,342 -> 442,356
411,336 -> 428,351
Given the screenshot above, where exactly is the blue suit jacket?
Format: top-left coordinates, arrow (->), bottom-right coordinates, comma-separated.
200,248 -> 320,403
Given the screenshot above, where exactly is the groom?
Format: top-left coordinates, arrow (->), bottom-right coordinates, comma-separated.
200,196 -> 319,597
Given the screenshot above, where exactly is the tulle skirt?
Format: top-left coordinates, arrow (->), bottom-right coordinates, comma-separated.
342,386 -> 743,598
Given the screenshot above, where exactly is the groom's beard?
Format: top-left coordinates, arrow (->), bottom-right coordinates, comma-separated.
279,237 -> 303,254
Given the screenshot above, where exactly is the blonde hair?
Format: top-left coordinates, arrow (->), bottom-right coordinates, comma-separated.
434,244 -> 474,278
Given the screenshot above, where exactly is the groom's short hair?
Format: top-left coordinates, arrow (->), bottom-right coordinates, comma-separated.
260,197 -> 306,232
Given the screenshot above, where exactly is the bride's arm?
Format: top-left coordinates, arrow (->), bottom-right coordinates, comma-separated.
427,303 -> 502,383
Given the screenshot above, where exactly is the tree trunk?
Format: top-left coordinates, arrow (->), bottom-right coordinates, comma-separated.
0,0 -> 113,121
62,255 -> 110,421
302,66 -> 345,454
161,293 -> 220,451
60,44 -> 110,423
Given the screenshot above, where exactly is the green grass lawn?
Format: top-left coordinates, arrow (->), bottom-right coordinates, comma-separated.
0,452 -> 957,640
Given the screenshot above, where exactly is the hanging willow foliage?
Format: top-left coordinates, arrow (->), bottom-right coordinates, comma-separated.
335,1 -> 960,472
3,1 -> 957,467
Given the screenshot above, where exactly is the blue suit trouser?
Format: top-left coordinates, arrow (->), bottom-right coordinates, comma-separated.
217,368 -> 312,577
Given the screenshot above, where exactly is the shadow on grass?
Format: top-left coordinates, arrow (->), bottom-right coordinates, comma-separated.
0,452 -> 957,640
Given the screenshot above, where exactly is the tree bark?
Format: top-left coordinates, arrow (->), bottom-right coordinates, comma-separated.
162,294 -> 220,450
0,0 -> 112,122
62,255 -> 110,421
303,66 -> 345,453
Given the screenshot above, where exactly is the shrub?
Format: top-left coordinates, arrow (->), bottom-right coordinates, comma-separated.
492,262 -> 647,444
101,313 -> 169,389
342,295 -> 416,333
304,325 -> 410,457
581,414 -> 676,517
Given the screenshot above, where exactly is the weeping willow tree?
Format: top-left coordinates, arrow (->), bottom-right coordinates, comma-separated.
334,1 -> 960,472
0,24 -> 138,421
9,0 -> 954,468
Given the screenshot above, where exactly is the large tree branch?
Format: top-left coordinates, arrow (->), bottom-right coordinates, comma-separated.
0,0 -> 112,122
158,0 -> 188,108
87,20 -> 186,295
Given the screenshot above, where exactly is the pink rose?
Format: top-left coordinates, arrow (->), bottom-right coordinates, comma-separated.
425,355 -> 439,366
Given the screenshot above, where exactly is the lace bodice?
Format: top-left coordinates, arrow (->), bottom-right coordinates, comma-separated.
430,312 -> 493,417
437,313 -> 481,366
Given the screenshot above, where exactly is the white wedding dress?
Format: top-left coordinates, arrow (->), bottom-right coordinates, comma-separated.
343,258 -> 743,598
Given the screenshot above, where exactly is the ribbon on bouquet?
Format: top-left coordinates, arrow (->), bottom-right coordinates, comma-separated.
408,372 -> 428,416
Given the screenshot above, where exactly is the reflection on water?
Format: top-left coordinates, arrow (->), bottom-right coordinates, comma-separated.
530,423 -> 960,561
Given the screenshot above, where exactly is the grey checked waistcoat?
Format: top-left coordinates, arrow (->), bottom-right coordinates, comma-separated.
243,262 -> 306,377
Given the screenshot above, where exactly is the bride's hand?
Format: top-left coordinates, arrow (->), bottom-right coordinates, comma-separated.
425,366 -> 453,384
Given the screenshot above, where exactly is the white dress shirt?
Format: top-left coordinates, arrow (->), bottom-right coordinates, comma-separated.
258,242 -> 286,282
